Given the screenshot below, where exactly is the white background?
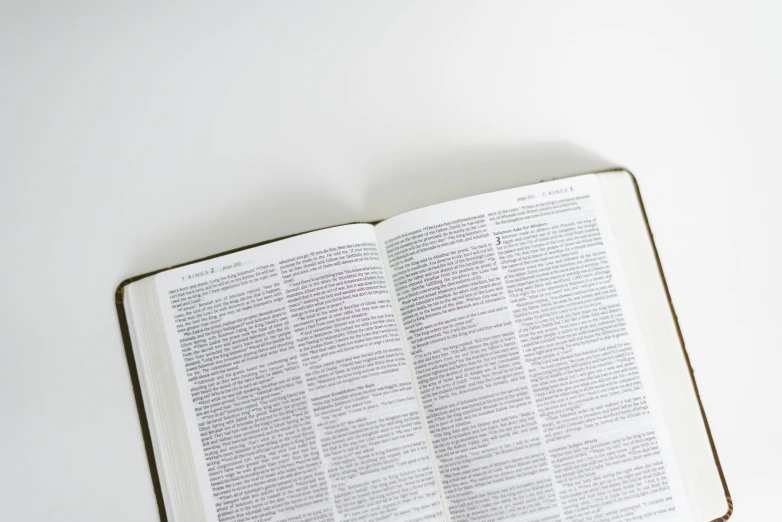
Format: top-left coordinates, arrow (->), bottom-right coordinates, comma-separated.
1,2 -> 779,521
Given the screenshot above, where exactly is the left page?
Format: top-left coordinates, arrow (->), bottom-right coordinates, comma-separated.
153,224 -> 444,522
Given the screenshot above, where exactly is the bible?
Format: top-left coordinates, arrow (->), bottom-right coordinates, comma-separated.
116,170 -> 731,522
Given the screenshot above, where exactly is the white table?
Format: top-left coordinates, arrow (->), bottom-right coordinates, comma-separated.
1,3 -> 778,520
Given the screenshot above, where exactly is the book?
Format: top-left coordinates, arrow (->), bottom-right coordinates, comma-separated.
116,169 -> 731,522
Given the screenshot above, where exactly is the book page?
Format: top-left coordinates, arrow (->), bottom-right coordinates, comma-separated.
153,225 -> 444,522
376,176 -> 692,522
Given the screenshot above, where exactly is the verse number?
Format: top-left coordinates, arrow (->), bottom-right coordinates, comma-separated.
495,236 -> 501,246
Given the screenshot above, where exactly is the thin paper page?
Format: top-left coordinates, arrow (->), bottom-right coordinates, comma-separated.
376,176 -> 691,522
154,224 -> 444,522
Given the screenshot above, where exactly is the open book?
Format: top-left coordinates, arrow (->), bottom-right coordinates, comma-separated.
117,170 -> 730,522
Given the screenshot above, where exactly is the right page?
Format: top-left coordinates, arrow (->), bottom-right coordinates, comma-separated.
376,173 -> 713,522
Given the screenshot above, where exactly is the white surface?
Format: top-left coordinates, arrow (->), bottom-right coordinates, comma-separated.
0,2 -> 778,520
